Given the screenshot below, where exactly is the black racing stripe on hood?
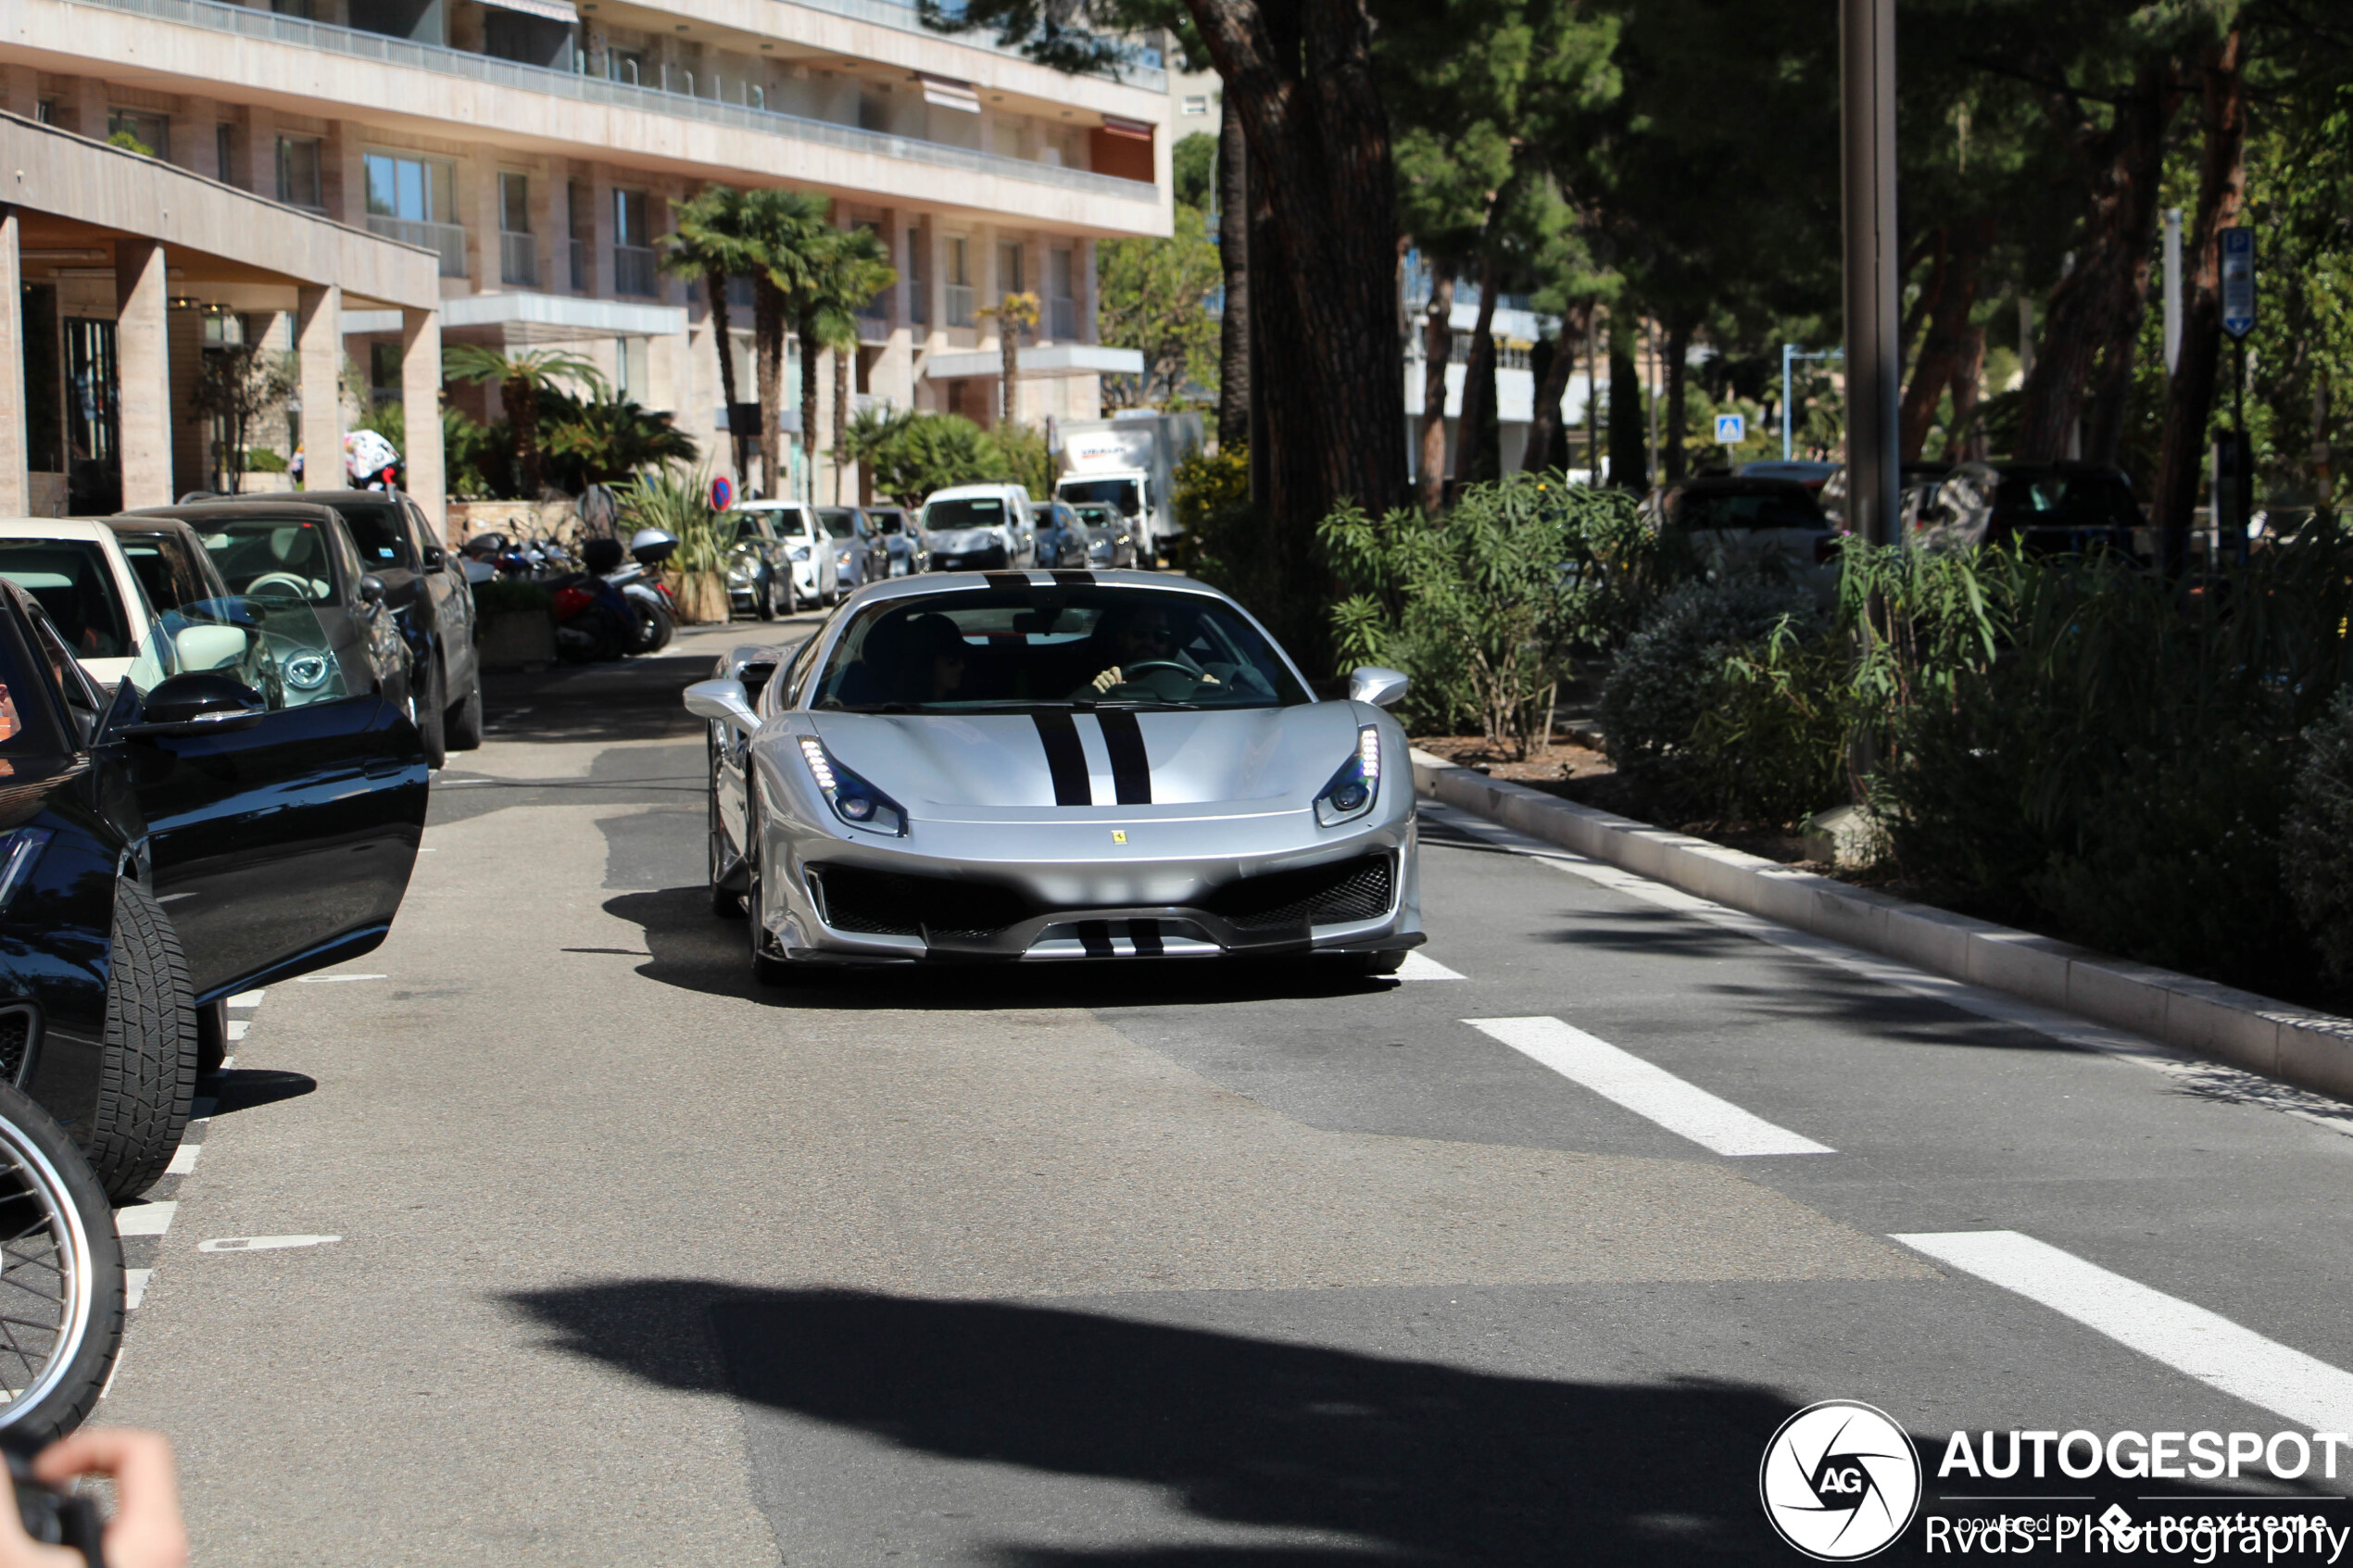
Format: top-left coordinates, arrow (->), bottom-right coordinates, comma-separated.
1031,710 -> 1092,805
984,571 -> 1031,592
1049,571 -> 1094,586
1096,710 -> 1152,805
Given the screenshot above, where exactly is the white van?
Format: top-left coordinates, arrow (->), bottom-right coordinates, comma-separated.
919,485 -> 1037,571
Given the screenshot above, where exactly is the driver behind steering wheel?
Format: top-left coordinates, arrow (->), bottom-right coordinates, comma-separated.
1075,603 -> 1219,699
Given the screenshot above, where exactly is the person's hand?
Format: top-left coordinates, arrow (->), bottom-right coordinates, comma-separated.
1089,666 -> 1124,694
0,1428 -> 188,1568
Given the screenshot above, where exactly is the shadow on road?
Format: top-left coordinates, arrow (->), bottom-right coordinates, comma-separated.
508,1279 -> 1806,1564
194,1067 -> 318,1117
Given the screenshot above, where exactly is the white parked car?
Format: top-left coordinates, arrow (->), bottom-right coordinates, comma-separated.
920,484 -> 1037,572
1643,476 -> 1842,602
0,519 -> 164,686
732,499 -> 838,611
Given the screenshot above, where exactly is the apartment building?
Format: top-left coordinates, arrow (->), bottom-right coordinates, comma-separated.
2,0 -> 1168,515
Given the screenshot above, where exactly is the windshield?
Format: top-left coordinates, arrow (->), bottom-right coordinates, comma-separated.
1672,487 -> 1827,533
1060,478 -> 1141,517
333,502 -> 416,571
925,498 -> 1013,532
817,508 -> 862,540
812,587 -> 1308,713
121,596 -> 349,710
1992,471 -> 2142,531
0,538 -> 135,659
114,531 -> 212,614
197,519 -> 341,603
0,597 -> 71,755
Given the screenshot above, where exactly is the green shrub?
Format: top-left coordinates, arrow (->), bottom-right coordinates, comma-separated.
2284,687 -> 2353,985
472,578 -> 552,617
619,464 -> 724,573
1687,620 -> 1852,823
244,447 -> 288,473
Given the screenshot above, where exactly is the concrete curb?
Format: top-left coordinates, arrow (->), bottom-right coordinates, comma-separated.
1410,749 -> 2353,1103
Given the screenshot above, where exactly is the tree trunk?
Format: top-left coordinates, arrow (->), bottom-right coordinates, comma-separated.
2315,370 -> 2334,517
1453,249 -> 1502,483
2015,61 -> 2182,463
1215,96 -> 1252,454
1522,305 -> 1584,472
753,279 -> 786,499
1900,221 -> 1989,460
2154,28 -> 2247,573
1662,319 -> 1692,482
508,374 -> 541,498
1948,319 -> 1988,461
1184,0 -> 1410,530
1607,319 -> 1645,491
1000,317 -> 1020,425
1416,262 -> 1455,511
833,344 -> 852,504
709,265 -> 744,484
799,320 -> 822,501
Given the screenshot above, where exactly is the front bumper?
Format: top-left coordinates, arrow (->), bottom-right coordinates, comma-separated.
930,546 -> 1009,571
762,814 -> 1421,964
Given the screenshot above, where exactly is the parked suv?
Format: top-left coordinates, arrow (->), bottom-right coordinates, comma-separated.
146,490 -> 483,766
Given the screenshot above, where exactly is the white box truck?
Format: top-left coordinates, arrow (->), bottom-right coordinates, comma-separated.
1052,411 -> 1203,569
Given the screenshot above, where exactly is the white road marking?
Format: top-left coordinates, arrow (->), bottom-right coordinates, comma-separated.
155,892 -> 195,904
1894,1230 -> 2353,1433
1466,1016 -> 1836,1157
297,973 -> 385,983
1423,806 -> 2353,1140
198,1235 -> 341,1253
1396,952 -> 1466,981
123,1271 -> 150,1311
436,778 -> 496,786
227,990 -> 265,1008
226,1020 -> 248,1041
165,1144 -> 200,1176
114,1201 -> 177,1237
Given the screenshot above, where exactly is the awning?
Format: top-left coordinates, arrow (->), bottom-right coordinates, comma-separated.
922,344 -> 1144,382
480,0 -> 578,23
1098,115 -> 1154,140
918,74 -> 980,113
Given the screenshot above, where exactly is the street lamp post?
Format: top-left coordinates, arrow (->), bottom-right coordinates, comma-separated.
1841,0 -> 1900,547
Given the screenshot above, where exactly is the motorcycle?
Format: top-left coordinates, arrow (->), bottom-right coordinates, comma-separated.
547,569 -> 630,663
581,531 -> 678,655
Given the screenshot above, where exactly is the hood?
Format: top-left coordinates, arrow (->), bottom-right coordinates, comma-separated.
810,703 -> 1366,814
927,527 -> 1008,553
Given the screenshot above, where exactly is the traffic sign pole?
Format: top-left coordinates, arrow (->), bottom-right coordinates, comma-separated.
2220,227 -> 2256,565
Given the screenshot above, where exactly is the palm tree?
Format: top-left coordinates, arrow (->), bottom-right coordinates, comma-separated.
813,243 -> 897,502
661,185 -> 756,486
732,188 -> 836,499
979,290 -> 1040,426
441,345 -> 603,498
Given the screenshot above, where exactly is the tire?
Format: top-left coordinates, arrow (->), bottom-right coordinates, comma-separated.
87,880 -> 197,1204
0,1077 -> 125,1446
195,997 -> 228,1076
415,659 -> 447,771
447,675 -> 484,751
744,799 -> 797,986
709,748 -> 745,920
754,570 -> 778,622
779,568 -> 799,617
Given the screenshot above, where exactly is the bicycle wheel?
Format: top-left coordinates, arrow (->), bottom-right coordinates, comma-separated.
0,1082 -> 124,1445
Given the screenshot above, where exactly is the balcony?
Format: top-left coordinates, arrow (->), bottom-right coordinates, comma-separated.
500,231 -> 536,288
76,0 -> 1164,203
946,284 -> 975,328
366,214 -> 466,278
1048,296 -> 1076,341
613,245 -> 657,298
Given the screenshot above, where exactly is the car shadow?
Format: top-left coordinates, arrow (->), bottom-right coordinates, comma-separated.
193,1067 -> 318,1117
599,886 -> 1408,1013
506,1278 -> 1810,1564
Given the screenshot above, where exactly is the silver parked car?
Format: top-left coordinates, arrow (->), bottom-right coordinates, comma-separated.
686,572 -> 1422,979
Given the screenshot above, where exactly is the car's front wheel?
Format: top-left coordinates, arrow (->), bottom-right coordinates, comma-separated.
447,672 -> 484,751
0,1075 -> 126,1445
86,880 -> 198,1203
415,659 -> 447,770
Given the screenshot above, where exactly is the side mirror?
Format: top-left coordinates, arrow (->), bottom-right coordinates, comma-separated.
421,544 -> 447,569
120,672 -> 269,736
359,574 -> 387,606
683,677 -> 761,736
1348,666 -> 1409,709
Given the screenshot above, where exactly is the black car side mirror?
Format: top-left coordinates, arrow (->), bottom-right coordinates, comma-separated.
359,574 -> 387,606
421,544 -> 446,570
120,672 -> 269,736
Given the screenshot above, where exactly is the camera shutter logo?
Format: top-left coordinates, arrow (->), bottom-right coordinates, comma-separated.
1758,1400 -> 1921,1561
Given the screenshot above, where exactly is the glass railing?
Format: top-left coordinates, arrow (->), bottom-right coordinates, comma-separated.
499,231 -> 536,287
613,245 -> 658,297
366,214 -> 466,277
569,237 -> 587,292
946,284 -> 975,327
82,0 -> 1163,198
1048,296 -> 1076,340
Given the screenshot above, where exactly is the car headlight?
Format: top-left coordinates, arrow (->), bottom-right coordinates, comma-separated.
1314,727 -> 1382,828
0,829 -> 51,909
798,736 -> 908,836
726,561 -> 753,583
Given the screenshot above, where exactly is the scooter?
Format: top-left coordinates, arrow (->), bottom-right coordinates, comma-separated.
581,533 -> 676,654
547,570 -> 630,663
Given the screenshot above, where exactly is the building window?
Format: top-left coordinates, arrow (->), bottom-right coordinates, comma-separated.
567,180 -> 591,292
498,172 -> 535,287
946,236 -> 973,327
613,337 -> 647,402
215,123 -> 234,183
613,189 -> 656,295
270,0 -> 315,17
364,150 -> 462,276
906,229 -> 927,327
369,341 -> 402,405
276,136 -> 322,210
996,241 -> 1024,298
1181,94 -> 1209,116
1046,247 -> 1075,340
107,109 -> 169,158
33,100 -> 55,125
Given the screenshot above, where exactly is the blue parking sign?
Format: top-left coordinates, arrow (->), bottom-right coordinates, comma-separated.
1715,413 -> 1746,445
2221,228 -> 2256,339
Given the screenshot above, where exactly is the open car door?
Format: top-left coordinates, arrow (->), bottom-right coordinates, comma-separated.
99,596 -> 427,1002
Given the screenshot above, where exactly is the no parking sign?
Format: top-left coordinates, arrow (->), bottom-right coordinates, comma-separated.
710,475 -> 735,511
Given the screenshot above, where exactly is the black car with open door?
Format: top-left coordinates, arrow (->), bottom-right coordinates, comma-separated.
0,578 -> 425,1199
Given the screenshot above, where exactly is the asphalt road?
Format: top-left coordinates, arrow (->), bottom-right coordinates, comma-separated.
100,613 -> 2353,1565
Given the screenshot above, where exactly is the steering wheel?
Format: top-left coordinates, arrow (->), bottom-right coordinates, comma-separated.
245,571 -> 315,601
1118,660 -> 1199,681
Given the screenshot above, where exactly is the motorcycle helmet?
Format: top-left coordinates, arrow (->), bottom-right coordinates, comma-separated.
581,537 -> 625,574
629,527 -> 679,567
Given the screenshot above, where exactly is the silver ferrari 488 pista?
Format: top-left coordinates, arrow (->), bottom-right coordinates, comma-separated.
685,571 -> 1423,981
